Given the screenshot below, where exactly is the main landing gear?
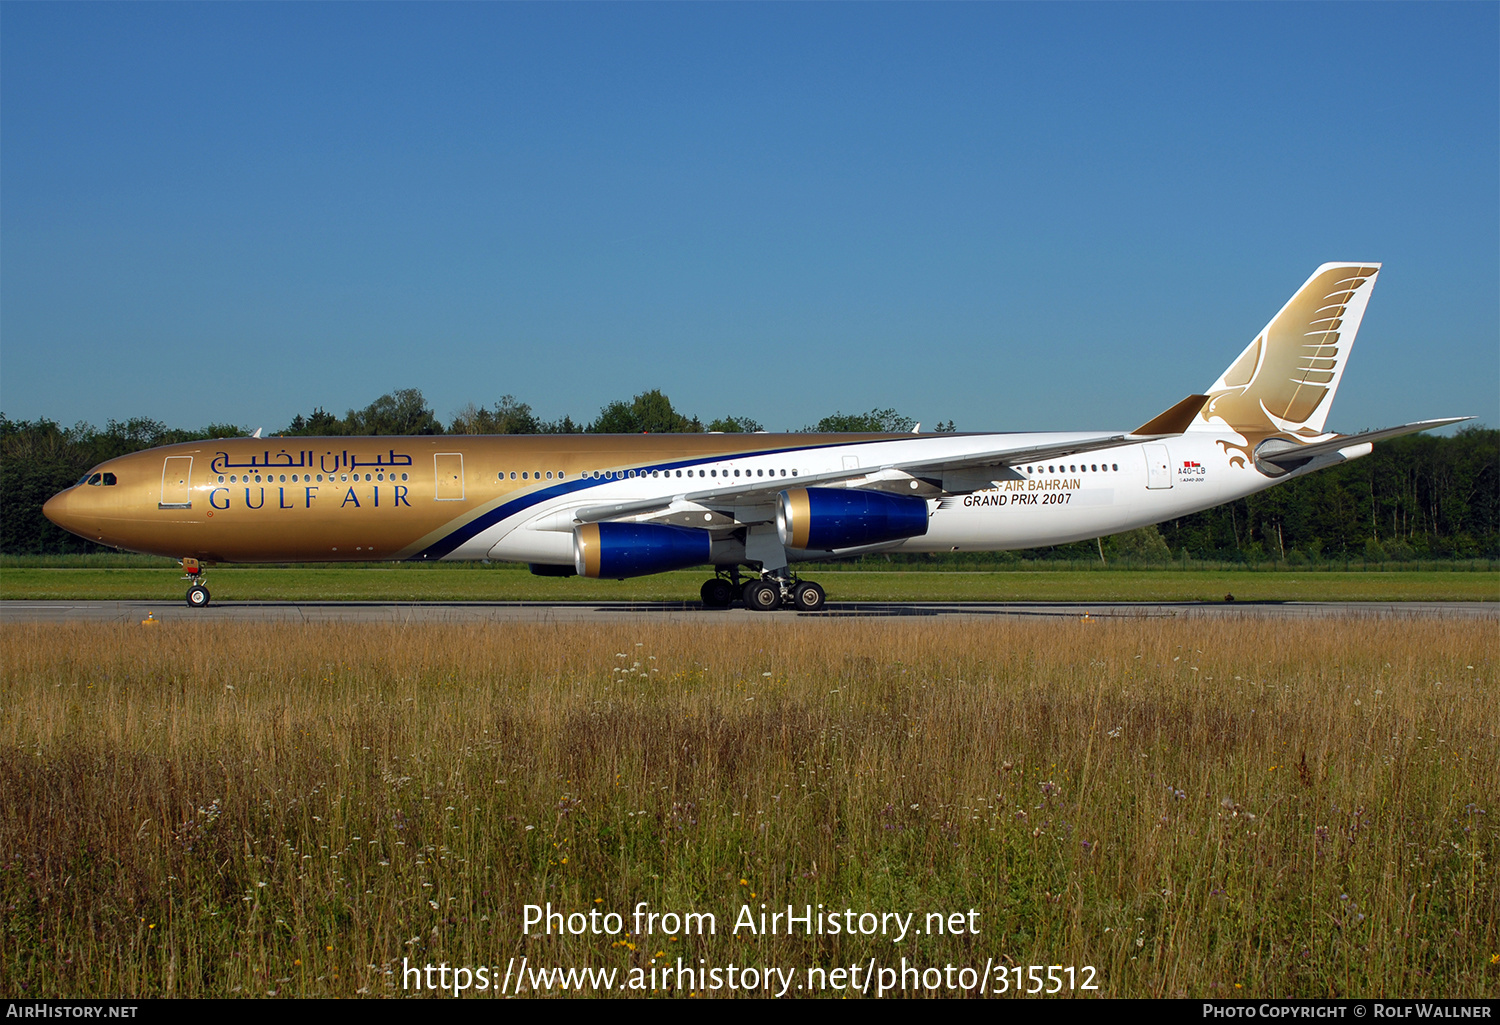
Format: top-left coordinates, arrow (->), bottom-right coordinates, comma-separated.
182,558 -> 210,608
743,578 -> 781,611
791,580 -> 826,612
700,577 -> 736,608
699,569 -> 826,612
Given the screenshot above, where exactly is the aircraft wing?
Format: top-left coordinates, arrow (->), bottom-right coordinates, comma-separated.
898,433 -> 1136,477
559,397 -> 1218,527
568,428 -> 1174,526
570,458 -> 924,525
866,392 -> 1210,490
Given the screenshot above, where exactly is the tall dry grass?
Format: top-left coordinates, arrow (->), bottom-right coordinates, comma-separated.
1,616 -> 1495,998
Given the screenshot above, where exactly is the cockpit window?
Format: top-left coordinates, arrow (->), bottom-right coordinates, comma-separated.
75,467 -> 119,486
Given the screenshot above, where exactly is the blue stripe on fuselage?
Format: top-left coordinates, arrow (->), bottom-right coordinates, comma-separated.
408,440 -> 869,561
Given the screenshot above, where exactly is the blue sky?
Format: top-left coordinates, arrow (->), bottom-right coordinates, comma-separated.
3,3 -> 1495,434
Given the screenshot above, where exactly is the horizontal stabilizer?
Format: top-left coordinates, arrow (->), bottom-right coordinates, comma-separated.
1132,395 -> 1208,437
1256,417 -> 1473,470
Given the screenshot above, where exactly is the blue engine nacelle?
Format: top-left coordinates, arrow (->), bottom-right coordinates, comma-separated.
573,522 -> 713,579
776,487 -> 929,550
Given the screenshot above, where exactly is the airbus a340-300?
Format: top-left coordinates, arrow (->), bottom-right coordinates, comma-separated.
44,264 -> 1466,611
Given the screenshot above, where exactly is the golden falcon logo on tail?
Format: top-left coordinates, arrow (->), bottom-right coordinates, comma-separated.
1199,263 -> 1381,466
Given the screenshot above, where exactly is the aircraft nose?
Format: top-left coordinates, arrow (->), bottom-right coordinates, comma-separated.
43,488 -> 77,531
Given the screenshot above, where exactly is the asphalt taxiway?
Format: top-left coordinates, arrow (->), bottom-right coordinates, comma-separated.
2,600 -> 1494,625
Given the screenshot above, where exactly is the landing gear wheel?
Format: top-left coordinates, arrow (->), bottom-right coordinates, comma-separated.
700,578 -> 735,608
744,579 -> 782,611
793,581 -> 826,612
186,584 -> 210,608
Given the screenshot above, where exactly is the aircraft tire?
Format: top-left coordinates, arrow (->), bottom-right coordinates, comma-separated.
744,580 -> 782,611
186,584 -> 210,608
793,581 -> 826,612
700,578 -> 735,608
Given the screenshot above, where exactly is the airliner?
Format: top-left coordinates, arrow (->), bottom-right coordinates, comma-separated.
43,263 -> 1466,611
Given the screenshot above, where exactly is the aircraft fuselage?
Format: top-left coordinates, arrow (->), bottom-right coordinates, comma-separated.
41,428 -> 1337,567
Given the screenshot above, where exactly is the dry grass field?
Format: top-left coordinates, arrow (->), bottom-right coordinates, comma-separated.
1,617 -> 1495,998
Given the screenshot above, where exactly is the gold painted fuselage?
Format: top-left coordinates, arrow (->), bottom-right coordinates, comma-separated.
43,433 -> 894,563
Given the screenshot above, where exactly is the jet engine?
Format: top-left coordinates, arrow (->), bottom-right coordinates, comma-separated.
573,522 -> 713,579
776,487 -> 929,551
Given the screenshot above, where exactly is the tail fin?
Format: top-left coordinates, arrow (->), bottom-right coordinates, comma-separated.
1198,263 -> 1381,437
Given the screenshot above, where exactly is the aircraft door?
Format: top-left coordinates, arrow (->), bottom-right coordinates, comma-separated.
435,453 -> 465,501
1143,444 -> 1172,489
159,456 -> 193,509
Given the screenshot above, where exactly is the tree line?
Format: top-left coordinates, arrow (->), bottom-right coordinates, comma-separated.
275,387 -> 951,438
2,389 -> 1493,559
1154,426 -> 1499,561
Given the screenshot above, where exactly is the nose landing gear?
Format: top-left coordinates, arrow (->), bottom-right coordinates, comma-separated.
182,558 -> 210,608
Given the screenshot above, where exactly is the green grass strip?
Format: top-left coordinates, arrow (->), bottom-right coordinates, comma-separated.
3,567 -> 1496,602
